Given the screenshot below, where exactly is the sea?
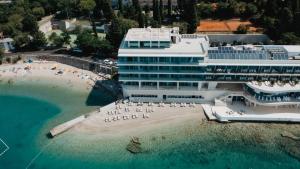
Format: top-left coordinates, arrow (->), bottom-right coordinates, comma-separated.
0,80 -> 300,169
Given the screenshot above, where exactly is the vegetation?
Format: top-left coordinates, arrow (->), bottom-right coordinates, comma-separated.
48,32 -> 71,47
194,0 -> 299,44
0,48 -> 4,64
236,24 -> 249,34
0,0 -> 299,57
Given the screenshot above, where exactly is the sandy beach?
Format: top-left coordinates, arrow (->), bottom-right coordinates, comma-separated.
0,61 -> 107,92
0,61 -> 207,137
72,101 -> 206,137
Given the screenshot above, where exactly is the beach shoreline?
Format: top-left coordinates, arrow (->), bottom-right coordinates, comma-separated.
0,61 -> 104,93
0,62 -> 207,138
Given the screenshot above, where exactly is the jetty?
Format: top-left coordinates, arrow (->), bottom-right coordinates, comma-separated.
49,115 -> 86,137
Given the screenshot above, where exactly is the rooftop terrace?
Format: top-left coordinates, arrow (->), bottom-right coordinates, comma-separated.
124,27 -> 176,42
119,27 -> 209,56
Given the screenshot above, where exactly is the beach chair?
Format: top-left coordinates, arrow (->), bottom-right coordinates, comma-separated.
104,118 -> 111,123
132,114 -> 138,119
143,114 -> 150,119
123,115 -> 129,120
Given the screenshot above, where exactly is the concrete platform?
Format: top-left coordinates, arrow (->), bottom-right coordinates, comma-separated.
201,104 -> 217,120
203,103 -> 300,123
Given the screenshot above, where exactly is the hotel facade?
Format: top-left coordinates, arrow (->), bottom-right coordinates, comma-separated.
117,27 -> 300,108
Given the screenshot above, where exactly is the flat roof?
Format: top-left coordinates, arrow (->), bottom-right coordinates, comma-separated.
282,45 -> 300,54
124,28 -> 173,42
119,35 -> 209,56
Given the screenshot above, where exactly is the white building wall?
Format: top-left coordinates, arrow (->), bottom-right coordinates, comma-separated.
123,87 -> 228,103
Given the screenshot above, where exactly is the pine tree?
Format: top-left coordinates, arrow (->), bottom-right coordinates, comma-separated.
159,0 -> 164,21
118,0 -> 123,14
167,0 -> 172,17
138,10 -> 145,28
102,0 -> 114,21
106,16 -> 123,49
132,0 -> 144,28
153,0 -> 158,21
184,0 -> 198,33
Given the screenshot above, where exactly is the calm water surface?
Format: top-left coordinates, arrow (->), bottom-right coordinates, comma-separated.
0,81 -> 300,169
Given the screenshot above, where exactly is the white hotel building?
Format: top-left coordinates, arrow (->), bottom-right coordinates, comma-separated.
117,27 -> 300,112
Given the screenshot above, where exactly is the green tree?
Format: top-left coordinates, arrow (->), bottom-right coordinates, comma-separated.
277,32 -> 300,45
30,31 -> 47,49
173,21 -> 188,34
75,30 -> 98,54
236,24 -> 249,34
106,17 -> 123,49
61,31 -> 71,46
145,13 -> 150,27
79,0 -> 97,37
138,10 -> 145,28
243,3 -> 257,18
101,0 -> 115,21
48,32 -> 58,42
153,0 -> 157,20
97,39 -> 113,57
0,48 -> 4,64
118,0 -> 123,14
79,0 -> 96,14
106,17 -> 138,49
151,19 -> 160,28
32,7 -> 45,20
159,0 -> 164,21
22,14 -> 38,34
133,0 -> 145,27
57,0 -> 75,19
167,0 -> 172,17
8,14 -> 23,30
144,5 -> 150,14
279,7 -> 294,32
13,33 -> 31,51
265,0 -> 279,16
48,32 -> 65,47
184,0 -> 198,33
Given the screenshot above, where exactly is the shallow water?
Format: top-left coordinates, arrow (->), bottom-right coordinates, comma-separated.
0,80 -> 300,169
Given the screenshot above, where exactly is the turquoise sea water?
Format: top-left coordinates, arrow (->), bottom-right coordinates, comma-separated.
0,80 -> 300,169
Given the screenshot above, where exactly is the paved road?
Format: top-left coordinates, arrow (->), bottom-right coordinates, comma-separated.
4,49 -> 118,68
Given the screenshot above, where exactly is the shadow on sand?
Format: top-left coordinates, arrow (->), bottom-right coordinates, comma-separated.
85,80 -> 119,106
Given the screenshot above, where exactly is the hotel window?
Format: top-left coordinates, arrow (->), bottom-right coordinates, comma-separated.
131,94 -> 157,98
151,41 -> 159,48
129,41 -> 139,48
167,95 -> 204,99
140,41 -> 150,48
160,41 -> 170,48
124,82 -> 139,86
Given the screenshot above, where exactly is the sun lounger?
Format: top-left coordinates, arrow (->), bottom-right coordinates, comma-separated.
143,114 -> 150,119
132,114 -> 138,119
104,118 -> 111,122
123,115 -> 129,120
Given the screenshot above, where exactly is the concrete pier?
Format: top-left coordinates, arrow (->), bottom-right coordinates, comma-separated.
49,115 -> 86,137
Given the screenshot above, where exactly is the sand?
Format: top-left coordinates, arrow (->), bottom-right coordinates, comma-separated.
0,61 -> 104,92
73,102 -> 206,137
0,61 -> 207,138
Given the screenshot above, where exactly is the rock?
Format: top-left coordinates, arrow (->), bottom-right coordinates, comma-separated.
279,134 -> 300,161
7,79 -> 14,85
287,146 -> 300,160
126,137 -> 142,154
131,136 -> 141,144
281,131 -> 300,141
